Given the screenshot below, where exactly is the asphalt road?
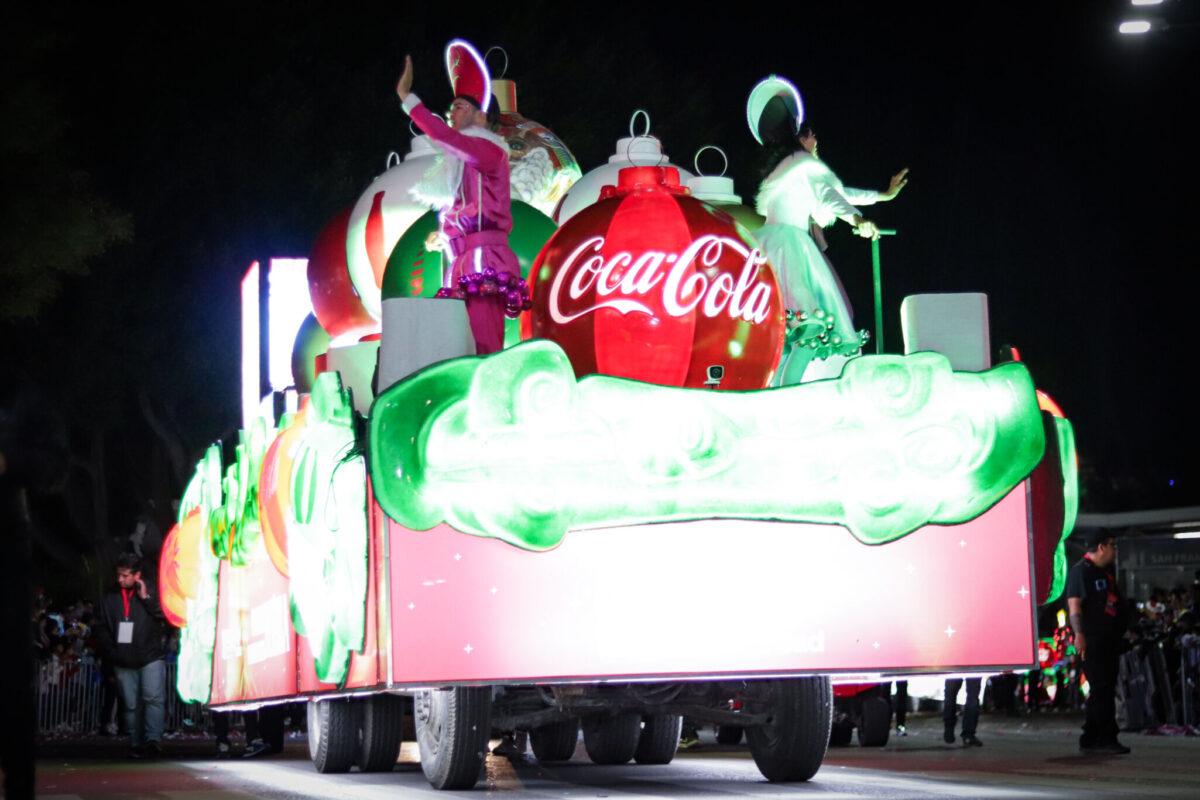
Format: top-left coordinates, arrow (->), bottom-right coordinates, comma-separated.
32,711 -> 1200,799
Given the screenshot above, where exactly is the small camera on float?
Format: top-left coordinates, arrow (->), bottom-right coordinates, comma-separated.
704,365 -> 724,389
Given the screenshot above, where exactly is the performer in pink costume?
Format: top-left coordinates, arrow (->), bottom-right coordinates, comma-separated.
397,54 -> 518,354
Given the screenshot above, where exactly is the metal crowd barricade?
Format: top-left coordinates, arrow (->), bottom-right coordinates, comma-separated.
1115,641 -> 1200,732
36,657 -> 104,736
1118,649 -> 1156,730
36,658 -> 209,736
1147,642 -> 1177,725
1181,643 -> 1200,727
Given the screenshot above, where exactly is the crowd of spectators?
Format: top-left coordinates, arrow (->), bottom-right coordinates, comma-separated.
1132,583 -> 1200,652
34,594 -> 100,684
32,591 -> 120,735
1122,579 -> 1200,728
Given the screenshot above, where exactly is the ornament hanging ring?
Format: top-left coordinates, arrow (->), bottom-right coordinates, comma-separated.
629,109 -> 652,139
386,151 -> 401,170
408,119 -> 422,139
484,46 -> 509,79
625,134 -> 664,167
694,145 -> 729,178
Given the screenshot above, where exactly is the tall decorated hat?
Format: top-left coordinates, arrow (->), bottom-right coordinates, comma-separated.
746,75 -> 804,146
445,38 -> 491,109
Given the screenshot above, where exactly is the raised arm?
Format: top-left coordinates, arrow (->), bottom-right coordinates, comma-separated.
843,168 -> 909,206
404,100 -> 506,171
878,168 -> 909,201
805,159 -> 878,237
396,54 -> 505,172
806,159 -> 864,223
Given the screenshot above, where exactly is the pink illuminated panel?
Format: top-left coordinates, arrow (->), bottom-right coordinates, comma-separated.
389,485 -> 1035,684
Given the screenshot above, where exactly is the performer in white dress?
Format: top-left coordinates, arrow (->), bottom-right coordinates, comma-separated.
748,77 -> 907,385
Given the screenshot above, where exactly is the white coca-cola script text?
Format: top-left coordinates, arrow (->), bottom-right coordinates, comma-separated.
548,235 -> 775,325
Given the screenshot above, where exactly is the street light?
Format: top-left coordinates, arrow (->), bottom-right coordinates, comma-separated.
1118,20 -> 1153,34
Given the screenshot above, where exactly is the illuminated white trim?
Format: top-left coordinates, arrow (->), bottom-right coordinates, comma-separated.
241,262 -> 261,431
746,75 -> 805,145
266,258 -> 314,393
444,39 -> 491,112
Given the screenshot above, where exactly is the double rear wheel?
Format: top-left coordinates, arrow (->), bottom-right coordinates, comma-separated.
306,695 -> 406,775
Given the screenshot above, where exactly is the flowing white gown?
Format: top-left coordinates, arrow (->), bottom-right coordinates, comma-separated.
754,150 -> 877,384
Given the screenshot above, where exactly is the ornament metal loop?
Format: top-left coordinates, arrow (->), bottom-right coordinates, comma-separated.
629,109 -> 652,139
693,145 -> 729,177
625,110 -> 663,167
625,134 -> 664,168
386,151 -> 401,170
484,46 -> 509,79
408,119 -> 421,138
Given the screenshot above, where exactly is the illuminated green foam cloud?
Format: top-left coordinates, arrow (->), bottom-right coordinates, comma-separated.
287,371 -> 368,685
173,388 -> 370,696
369,341 -> 1046,550
1048,415 -> 1078,603
173,445 -> 224,704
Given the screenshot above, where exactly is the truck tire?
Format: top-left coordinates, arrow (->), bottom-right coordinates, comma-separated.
745,677 -> 832,782
356,694 -> 405,772
582,712 -> 641,765
307,698 -> 359,773
530,718 -> 579,762
634,714 -> 682,764
716,725 -> 743,745
856,696 -> 891,747
414,687 -> 491,790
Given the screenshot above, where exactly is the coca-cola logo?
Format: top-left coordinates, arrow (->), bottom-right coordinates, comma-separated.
548,234 -> 774,325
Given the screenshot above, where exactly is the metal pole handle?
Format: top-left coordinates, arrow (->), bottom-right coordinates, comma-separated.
869,230 -> 897,355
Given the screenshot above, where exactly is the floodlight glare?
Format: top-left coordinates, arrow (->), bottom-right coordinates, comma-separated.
1131,0 -> 1162,6
1118,20 -> 1152,34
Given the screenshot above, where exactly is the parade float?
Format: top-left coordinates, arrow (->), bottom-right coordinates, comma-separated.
158,41 -> 1077,790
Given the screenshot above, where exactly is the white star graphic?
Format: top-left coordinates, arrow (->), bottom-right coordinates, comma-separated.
944,625 -> 956,638
1018,586 -> 1030,599
490,586 -> 498,595
408,602 -> 415,611
464,644 -> 473,654
960,540 -> 967,548
873,641 -> 880,649
454,553 -> 462,561
906,563 -> 916,574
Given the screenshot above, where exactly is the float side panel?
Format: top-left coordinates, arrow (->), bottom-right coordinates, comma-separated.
388,484 -> 1035,684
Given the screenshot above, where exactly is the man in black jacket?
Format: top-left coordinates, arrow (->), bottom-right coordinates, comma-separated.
96,554 -> 167,758
1066,530 -> 1130,755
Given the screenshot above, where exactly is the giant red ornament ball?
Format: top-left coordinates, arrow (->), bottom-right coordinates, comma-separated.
527,166 -> 784,390
307,206 -> 378,345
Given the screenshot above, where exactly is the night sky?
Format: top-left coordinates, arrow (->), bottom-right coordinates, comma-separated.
6,0 -> 1199,549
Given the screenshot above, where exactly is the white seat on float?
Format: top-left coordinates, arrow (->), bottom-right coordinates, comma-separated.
900,292 -> 991,372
